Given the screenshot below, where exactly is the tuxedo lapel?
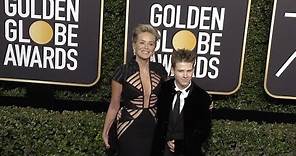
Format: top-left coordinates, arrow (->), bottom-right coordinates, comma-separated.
165,79 -> 176,110
158,79 -> 176,123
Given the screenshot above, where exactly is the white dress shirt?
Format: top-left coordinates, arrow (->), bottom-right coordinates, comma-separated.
171,81 -> 191,113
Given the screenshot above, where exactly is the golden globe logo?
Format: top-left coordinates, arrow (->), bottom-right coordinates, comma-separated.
126,0 -> 250,94
3,0 -> 79,71
149,4 -> 225,80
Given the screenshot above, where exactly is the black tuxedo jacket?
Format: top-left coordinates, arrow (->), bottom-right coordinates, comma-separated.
152,79 -> 212,156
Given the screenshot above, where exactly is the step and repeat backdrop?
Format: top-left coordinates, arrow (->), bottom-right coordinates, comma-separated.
0,0 -> 295,99
124,0 -> 251,95
0,0 -> 103,86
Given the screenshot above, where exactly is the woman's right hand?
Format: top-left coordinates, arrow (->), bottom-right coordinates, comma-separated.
102,132 -> 110,149
102,80 -> 122,150
167,140 -> 175,152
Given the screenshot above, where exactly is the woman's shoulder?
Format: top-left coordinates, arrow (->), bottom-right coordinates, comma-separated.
150,62 -> 167,76
114,64 -> 126,73
150,61 -> 163,68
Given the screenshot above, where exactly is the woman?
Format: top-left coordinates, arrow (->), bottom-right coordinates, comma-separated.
102,24 -> 167,156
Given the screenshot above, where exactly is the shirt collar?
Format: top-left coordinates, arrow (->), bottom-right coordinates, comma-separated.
174,81 -> 192,94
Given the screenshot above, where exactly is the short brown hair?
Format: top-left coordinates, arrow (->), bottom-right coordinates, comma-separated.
132,24 -> 160,43
171,49 -> 197,68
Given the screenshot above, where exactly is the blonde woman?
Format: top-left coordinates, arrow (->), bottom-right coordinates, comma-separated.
102,24 -> 167,156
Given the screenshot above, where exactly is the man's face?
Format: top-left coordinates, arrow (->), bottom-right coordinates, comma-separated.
172,61 -> 194,90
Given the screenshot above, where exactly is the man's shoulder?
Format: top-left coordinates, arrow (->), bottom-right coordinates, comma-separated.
159,78 -> 175,96
191,81 -> 206,91
190,82 -> 211,99
162,78 -> 174,87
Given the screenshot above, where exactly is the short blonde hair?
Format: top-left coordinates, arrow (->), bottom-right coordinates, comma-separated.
132,24 -> 160,43
171,49 -> 197,68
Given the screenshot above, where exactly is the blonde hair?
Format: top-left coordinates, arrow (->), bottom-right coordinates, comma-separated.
171,49 -> 197,68
132,24 -> 160,43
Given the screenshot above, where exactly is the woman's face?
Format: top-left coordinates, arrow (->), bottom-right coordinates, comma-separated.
133,32 -> 156,60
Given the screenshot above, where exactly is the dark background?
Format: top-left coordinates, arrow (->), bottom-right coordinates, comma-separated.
0,0 -> 295,155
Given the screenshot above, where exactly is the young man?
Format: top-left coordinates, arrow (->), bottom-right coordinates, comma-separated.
152,49 -> 212,156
